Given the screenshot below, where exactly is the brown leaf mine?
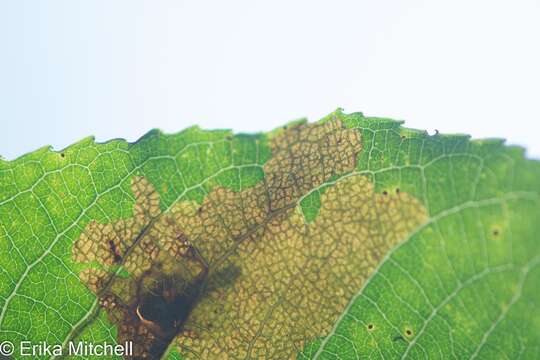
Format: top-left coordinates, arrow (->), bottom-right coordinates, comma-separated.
72,119 -> 427,359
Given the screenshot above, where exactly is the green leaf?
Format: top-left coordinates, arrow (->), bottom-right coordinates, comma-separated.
0,110 -> 538,360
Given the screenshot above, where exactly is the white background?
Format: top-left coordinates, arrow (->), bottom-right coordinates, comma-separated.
1,0 -> 539,160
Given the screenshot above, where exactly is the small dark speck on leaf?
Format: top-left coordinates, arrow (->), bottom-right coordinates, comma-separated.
405,329 -> 413,337
493,229 -> 500,236
393,335 -> 406,342
60,153 -> 65,158
367,323 -> 374,331
395,188 -> 400,194
382,191 -> 388,196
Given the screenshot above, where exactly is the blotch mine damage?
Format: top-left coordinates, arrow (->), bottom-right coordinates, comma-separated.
72,118 -> 428,359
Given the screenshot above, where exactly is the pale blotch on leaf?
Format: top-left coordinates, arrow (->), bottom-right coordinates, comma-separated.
72,176 -> 206,358
71,119 -> 428,359
174,174 -> 427,359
